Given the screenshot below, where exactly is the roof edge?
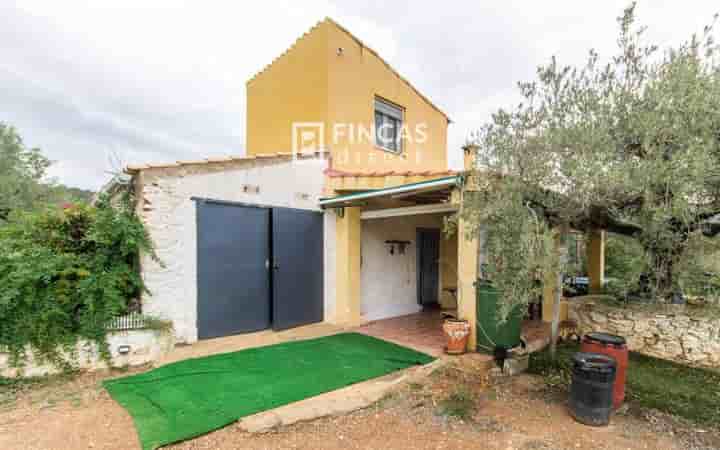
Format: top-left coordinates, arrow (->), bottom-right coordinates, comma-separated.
246,17 -> 450,122
325,17 -> 450,121
124,150 -> 329,174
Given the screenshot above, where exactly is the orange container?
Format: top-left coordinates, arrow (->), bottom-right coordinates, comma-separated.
581,333 -> 628,409
443,319 -> 470,355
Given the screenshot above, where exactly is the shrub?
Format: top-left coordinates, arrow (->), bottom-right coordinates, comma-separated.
437,386 -> 476,420
0,193 -> 154,370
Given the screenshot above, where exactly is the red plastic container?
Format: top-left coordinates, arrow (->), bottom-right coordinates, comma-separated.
580,332 -> 628,409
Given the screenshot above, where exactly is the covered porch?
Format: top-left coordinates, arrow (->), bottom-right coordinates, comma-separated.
321,170 -> 605,354
321,173 -> 551,353
321,175 -> 483,347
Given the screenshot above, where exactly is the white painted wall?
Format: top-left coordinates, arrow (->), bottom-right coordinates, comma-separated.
137,156 -> 327,343
360,214 -> 445,321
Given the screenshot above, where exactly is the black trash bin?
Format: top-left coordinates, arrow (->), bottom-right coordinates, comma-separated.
569,352 -> 617,426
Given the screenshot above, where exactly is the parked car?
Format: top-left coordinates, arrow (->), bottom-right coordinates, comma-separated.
564,276 -> 589,297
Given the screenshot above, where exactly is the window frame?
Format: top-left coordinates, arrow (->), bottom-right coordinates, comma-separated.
373,97 -> 404,154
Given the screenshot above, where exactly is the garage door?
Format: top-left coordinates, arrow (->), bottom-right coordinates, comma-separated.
197,201 -> 271,339
272,208 -> 324,330
196,200 -> 324,339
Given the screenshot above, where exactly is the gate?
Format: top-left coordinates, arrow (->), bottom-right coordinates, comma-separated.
196,200 -> 324,338
197,201 -> 271,339
271,208 -> 324,330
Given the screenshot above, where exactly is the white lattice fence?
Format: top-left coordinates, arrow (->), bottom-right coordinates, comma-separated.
106,313 -> 148,331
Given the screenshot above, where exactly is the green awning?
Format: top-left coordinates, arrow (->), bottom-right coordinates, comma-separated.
319,175 -> 460,208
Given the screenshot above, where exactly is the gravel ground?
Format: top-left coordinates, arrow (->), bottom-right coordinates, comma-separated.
0,359 -> 717,450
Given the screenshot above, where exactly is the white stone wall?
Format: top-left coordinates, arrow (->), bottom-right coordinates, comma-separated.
136,156 -> 328,343
0,329 -> 175,378
360,214 -> 446,321
569,298 -> 720,369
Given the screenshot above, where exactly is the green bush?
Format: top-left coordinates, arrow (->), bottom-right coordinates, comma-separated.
0,193 -> 154,370
603,233 -> 646,300
437,386 -> 476,420
604,232 -> 720,302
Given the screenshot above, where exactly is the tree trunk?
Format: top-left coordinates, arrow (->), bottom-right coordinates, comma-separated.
549,269 -> 563,360
549,226 -> 568,360
644,243 -> 683,301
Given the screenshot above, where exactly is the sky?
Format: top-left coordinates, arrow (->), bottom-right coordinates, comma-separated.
1,1 -> 718,190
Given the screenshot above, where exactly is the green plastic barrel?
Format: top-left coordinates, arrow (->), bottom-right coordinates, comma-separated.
476,281 -> 523,352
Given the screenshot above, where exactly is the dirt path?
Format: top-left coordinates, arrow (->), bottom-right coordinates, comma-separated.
0,363 -> 716,450
0,370 -> 138,450
168,372 -> 705,450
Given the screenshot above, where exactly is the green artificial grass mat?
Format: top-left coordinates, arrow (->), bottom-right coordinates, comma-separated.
528,342 -> 720,426
104,332 -> 434,450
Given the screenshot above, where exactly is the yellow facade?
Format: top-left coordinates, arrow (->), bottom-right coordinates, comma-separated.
334,207 -> 362,325
325,172 -> 453,193
326,20 -> 448,174
246,19 -> 449,177
246,22 -> 329,156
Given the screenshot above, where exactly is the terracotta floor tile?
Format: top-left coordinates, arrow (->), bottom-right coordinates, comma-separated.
356,311 -> 550,358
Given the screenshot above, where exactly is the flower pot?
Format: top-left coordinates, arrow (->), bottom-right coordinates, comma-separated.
443,318 -> 470,355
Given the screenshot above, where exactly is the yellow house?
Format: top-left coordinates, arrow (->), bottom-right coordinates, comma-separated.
123,18 -> 605,353
246,18 -> 452,192
243,18 -> 488,348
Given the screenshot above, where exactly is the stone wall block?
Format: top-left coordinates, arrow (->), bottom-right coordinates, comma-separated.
569,297 -> 720,369
589,311 -> 608,324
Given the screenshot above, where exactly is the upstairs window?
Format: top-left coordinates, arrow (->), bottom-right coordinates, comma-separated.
374,97 -> 403,153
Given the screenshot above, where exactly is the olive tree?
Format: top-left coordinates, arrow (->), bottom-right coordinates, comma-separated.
462,3 -> 720,319
0,123 -> 52,220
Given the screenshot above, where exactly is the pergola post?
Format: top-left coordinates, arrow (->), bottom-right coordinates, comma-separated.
454,150 -> 484,351
542,226 -> 568,323
457,217 -> 479,351
587,229 -> 606,294
335,207 -> 362,325
542,270 -> 559,323
453,183 -> 479,352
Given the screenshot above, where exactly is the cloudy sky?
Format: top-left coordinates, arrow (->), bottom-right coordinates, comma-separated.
1,1 -> 717,190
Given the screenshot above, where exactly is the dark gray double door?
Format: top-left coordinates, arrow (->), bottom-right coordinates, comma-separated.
196,200 -> 323,340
